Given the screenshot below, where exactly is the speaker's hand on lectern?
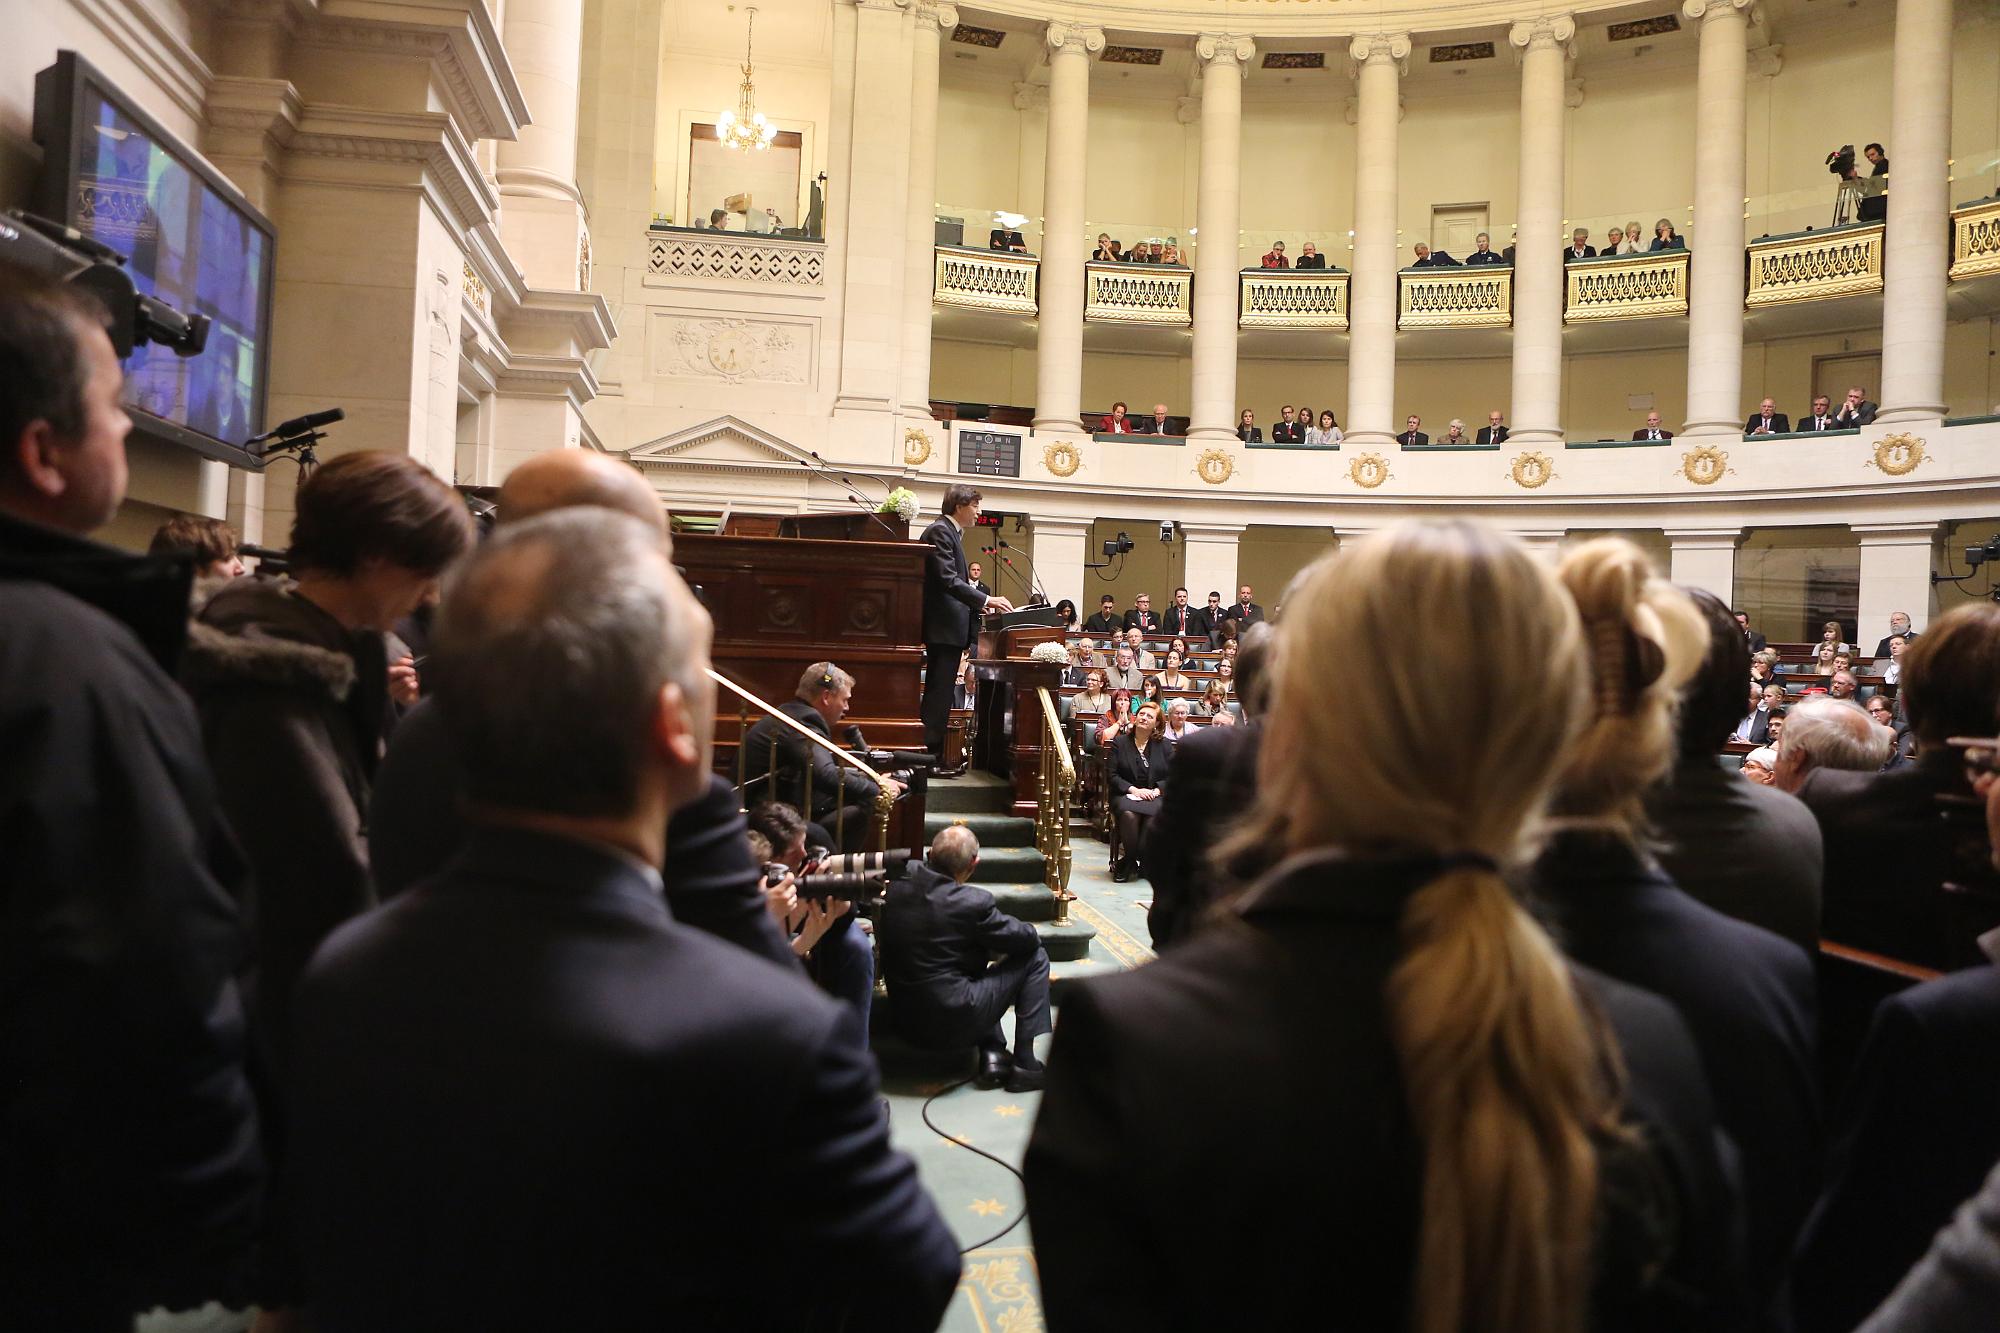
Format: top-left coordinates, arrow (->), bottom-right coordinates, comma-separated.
984,595 -> 1015,614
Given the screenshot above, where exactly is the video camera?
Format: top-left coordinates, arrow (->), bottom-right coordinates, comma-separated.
0,209 -> 208,359
1826,144 -> 1857,177
766,848 -> 917,907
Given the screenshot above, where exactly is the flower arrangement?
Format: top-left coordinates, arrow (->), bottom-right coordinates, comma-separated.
1030,641 -> 1072,666
879,487 -> 919,522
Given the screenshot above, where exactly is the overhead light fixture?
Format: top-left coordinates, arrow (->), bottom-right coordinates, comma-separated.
716,7 -> 778,152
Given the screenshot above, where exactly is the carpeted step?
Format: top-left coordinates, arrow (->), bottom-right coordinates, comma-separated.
926,773 -> 1016,816
924,811 -> 1037,848
967,846 -> 1047,884
977,882 -> 1058,922
1035,918 -> 1096,963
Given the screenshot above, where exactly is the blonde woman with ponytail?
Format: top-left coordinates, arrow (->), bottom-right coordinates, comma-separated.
1026,521 -> 1743,1332
1538,537 -> 1819,1326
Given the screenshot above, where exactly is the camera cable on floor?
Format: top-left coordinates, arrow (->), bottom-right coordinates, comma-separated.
920,1077 -> 1030,1253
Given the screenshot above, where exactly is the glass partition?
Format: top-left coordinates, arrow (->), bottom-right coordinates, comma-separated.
1081,218 -> 1194,266
935,202 -> 1041,256
1955,143 -> 2000,203
1745,180 -> 1877,242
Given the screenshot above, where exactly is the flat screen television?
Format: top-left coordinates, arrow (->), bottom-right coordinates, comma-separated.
33,51 -> 276,468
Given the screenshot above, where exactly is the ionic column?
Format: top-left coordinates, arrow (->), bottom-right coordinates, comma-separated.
1030,518 -> 1094,610
897,2 -> 957,420
1680,0 -> 1752,441
1855,523 -> 1941,638
1032,22 -> 1103,433
1344,33 -> 1410,450
1878,0 -> 1953,423
1179,523 -> 1247,607
1666,527 -> 1741,602
1187,34 -> 1254,444
495,0 -> 588,291
1508,15 -> 1575,446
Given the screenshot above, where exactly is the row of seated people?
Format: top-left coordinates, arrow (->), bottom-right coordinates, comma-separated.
1063,586 -> 1268,640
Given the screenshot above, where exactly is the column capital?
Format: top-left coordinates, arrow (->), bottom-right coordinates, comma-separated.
1663,526 -> 1745,547
1851,522 -> 1942,544
911,0 -> 957,34
1045,21 -> 1104,56
1681,0 -> 1752,23
1348,31 -> 1412,74
1177,521 -> 1249,540
1508,13 -> 1576,56
1195,32 -> 1256,70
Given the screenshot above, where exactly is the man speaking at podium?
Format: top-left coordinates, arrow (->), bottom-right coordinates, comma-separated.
923,484 -> 1011,760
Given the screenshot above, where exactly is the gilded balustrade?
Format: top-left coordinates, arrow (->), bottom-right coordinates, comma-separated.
1746,222 -> 1884,307
1238,269 -> 1350,330
1084,261 -> 1193,326
1397,266 -> 1512,329
932,245 -> 1040,315
1564,250 -> 1690,322
1950,197 -> 2000,282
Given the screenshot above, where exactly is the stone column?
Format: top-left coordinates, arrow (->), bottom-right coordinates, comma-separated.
1187,34 -> 1254,443
1032,21 -> 1103,434
1680,0 -> 1751,441
1666,527 -> 1742,602
898,2 -> 957,419
1878,0 -> 1953,423
495,0 -> 589,291
1031,518 -> 1094,611
1855,523 -> 1941,637
1507,15 -> 1574,446
1180,523 -> 1246,608
1344,33 -> 1410,450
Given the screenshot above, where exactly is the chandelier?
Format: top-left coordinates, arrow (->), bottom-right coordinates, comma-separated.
717,8 -> 778,152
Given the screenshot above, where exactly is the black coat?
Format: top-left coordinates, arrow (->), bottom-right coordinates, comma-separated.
1082,610 -> 1122,635
743,697 -> 882,824
1143,721 -> 1262,949
0,518 -> 263,1328
368,699 -> 795,969
1293,253 -> 1327,269
1464,249 -> 1507,265
1646,754 -> 1823,953
1222,600 -> 1266,627
1193,606 -> 1229,639
1122,608 -> 1159,633
1746,413 -> 1792,435
1235,425 -> 1262,442
1535,834 -> 1820,1322
921,516 -> 987,650
878,861 -> 1042,1048
1634,427 -> 1675,441
1271,420 -> 1306,444
1872,631 -> 1916,659
1567,244 -> 1598,260
1793,963 -> 2000,1333
1027,854 -> 1748,1331
1108,731 -> 1172,800
1476,424 -> 1510,444
1400,430 -> 1431,447
290,825 -> 959,1331
1160,603 -> 1203,638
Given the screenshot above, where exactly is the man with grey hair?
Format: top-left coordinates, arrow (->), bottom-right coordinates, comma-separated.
743,661 -> 903,851
1827,668 -> 1859,701
1123,625 -> 1157,670
290,508 -> 960,1328
1776,695 -> 1893,796
1106,642 -> 1144,691
878,824 -> 1052,1093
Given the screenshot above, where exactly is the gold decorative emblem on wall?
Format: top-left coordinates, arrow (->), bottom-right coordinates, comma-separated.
1509,451 -> 1556,489
1195,449 -> 1235,485
1041,441 -> 1081,478
1679,445 -> 1732,486
1867,433 -> 1927,477
1348,452 -> 1391,489
903,428 -> 933,465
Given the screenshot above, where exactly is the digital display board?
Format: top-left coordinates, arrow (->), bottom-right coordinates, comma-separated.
958,429 -> 1022,478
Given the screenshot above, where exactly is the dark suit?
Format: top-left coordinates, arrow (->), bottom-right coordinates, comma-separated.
1082,610 -> 1121,636
1872,631 -> 1916,659
1271,420 -> 1306,444
1732,705 -> 1772,746
1536,834 -> 1820,1323
1651,236 -> 1686,251
1502,244 -> 1517,262
290,825 -> 959,1332
1566,244 -> 1597,261
1833,400 -> 1878,428
1222,600 -> 1265,628
1399,430 -> 1430,447
1633,427 -> 1674,441
1647,753 -> 1822,953
1293,253 -> 1327,269
1138,415 -> 1174,436
1464,248 -> 1506,266
1800,413 -> 1838,433
878,861 -> 1050,1063
971,579 -> 991,597
1793,963 -> 2000,1333
1409,252 -> 1459,267
743,698 -> 882,842
1235,425 -> 1262,442
921,516 -> 988,758
1123,608 -> 1159,634
1143,721 -> 1262,949
1193,606 -> 1228,644
1108,733 -> 1171,812
1027,854 -> 1750,1331
1160,603 -> 1203,639
1476,424 -> 1509,444
988,228 -> 1025,252
1746,413 -> 1792,435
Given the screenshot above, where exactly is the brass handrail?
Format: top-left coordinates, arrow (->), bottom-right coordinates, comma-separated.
711,668 -> 894,852
1035,686 -> 1077,924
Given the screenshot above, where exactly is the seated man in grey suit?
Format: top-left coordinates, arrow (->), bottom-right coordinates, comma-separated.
1832,384 -> 1879,428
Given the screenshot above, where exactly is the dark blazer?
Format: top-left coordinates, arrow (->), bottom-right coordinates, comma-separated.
1647,754 -> 1823,954
1235,425 -> 1262,442
1060,663 -> 1090,688
1476,424 -> 1509,444
1746,630 -> 1768,653
1633,427 -> 1674,441
879,861 -> 1043,1049
1566,244 -> 1598,261
1410,252 -> 1460,267
1464,248 -> 1507,265
1138,414 -> 1175,436
1800,412 -> 1839,432
1143,721 -> 1262,949
1293,252 -> 1327,269
1399,430 -> 1430,447
1193,606 -> 1228,640
290,826 -> 959,1332
1271,420 -> 1306,444
1793,963 -> 2000,1333
1832,400 -> 1879,428
1732,706 -> 1772,746
743,698 -> 881,823
1108,731 -> 1171,801
1027,854 -> 1749,1332
1160,603 -> 1203,638
1535,834 -> 1820,1322
1502,244 -> 1518,262
1082,610 -> 1122,636
989,228 -> 1026,252
1746,413 -> 1792,435
971,579 -> 991,597
1651,235 -> 1687,251
1872,631 -> 1916,659
1123,608 -> 1159,633
920,516 -> 987,650
1222,600 -> 1265,628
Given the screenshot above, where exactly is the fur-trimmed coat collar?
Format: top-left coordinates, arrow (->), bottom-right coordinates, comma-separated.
182,579 -> 362,701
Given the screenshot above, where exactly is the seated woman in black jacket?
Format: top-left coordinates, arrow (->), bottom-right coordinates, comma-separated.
1026,519 -> 1747,1333
1108,700 -> 1171,881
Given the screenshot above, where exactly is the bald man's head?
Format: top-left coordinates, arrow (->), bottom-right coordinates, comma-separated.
497,450 -> 666,536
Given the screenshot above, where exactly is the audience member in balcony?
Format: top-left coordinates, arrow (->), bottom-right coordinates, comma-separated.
1100,400 -> 1135,434
1624,221 -> 1647,254
1272,405 -> 1306,444
1834,385 -> 1879,428
705,208 -> 729,230
1296,404 -> 1314,436
1084,593 -> 1121,636
1866,142 -> 1889,176
1600,228 -> 1626,257
1295,242 -> 1327,269
1191,677 -> 1232,718
1155,648 -> 1193,694
1306,409 -> 1343,446
1475,409 -> 1508,444
1161,242 -> 1181,265
1223,585 -> 1265,630
1123,626 -> 1157,670
1260,240 -> 1290,268
1503,232 -> 1518,263
1195,589 -> 1229,644
989,222 -> 1028,253
1797,395 -> 1835,431
1775,696 -> 1892,796
1108,700 -> 1172,882
1873,610 -> 1919,658
1095,689 -> 1134,750
1106,643 -> 1145,691
1094,234 -> 1118,262
1443,420 -> 1468,445
1464,232 -> 1505,266
1746,398 -> 1792,435
1234,408 -> 1262,442
1161,588 -> 1201,640
1631,410 -> 1672,442
1652,218 -> 1686,250
1566,228 -> 1596,261
1409,241 -> 1459,267
1053,598 -> 1079,633
1124,592 -> 1159,635
1399,414 -> 1429,447
1138,402 -> 1175,435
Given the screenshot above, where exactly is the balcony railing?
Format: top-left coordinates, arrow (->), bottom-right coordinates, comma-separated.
933,245 -> 1039,314
1398,266 -> 1512,329
1085,261 -> 1193,326
644,226 -> 825,286
1746,222 -> 1884,307
1950,197 -> 2000,282
1238,269 -> 1350,330
1564,250 -> 1691,322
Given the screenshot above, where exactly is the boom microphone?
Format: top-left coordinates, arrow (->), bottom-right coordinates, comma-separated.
251,407 -> 346,443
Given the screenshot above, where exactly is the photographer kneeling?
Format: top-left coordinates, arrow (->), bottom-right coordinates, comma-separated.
748,801 -> 874,1044
879,826 -> 1050,1093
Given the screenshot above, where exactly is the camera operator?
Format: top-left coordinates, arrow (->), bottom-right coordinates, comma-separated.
743,661 -> 904,852
878,826 -> 1051,1093
747,801 -> 874,1041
